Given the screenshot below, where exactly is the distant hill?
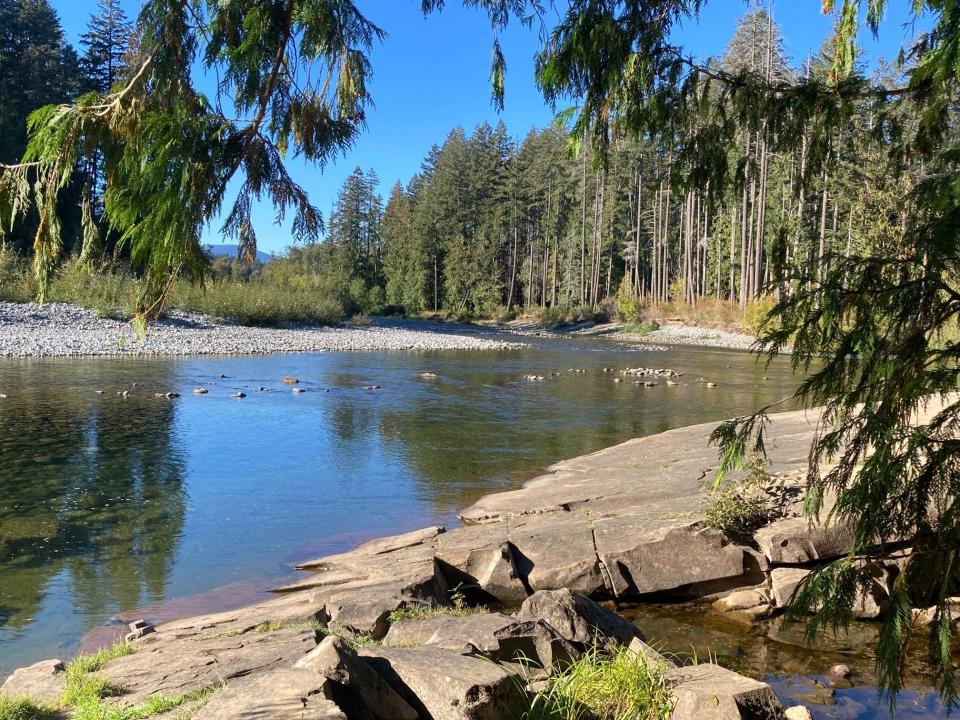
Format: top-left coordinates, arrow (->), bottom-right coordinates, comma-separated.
204,244 -> 273,263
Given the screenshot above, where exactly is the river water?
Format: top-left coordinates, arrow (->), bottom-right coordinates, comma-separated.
0,334 -> 948,717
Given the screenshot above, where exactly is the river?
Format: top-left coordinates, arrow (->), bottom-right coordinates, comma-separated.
0,334 -> 947,717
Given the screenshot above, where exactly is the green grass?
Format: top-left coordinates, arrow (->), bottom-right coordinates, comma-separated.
387,603 -> 484,625
522,647 -> 675,720
64,643 -> 135,677
0,696 -> 59,720
68,687 -> 217,720
619,322 -> 661,336
252,619 -> 286,633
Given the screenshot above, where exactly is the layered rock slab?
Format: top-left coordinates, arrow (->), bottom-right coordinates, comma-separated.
191,668 -> 345,720
359,646 -> 525,720
667,663 -> 785,719
103,627 -> 319,707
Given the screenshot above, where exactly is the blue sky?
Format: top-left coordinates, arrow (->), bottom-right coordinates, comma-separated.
50,1 -> 928,255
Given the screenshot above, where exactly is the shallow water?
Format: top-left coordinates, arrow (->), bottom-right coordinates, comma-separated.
627,604 -> 951,719
0,333 -> 946,717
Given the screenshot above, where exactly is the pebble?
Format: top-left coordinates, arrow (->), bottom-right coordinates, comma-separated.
706,382 -> 717,388
419,372 -> 438,379
829,664 -> 851,681
230,392 -> 246,398
0,301 -> 523,357
292,387 -> 305,394
193,388 -> 208,395
281,376 -> 299,384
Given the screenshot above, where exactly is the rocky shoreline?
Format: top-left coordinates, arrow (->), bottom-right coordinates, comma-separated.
1,406 -> 935,719
0,302 -> 524,357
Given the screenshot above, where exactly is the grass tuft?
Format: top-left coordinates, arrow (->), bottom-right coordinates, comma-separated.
387,603 -> 484,625
0,695 -> 59,720
522,646 -> 674,720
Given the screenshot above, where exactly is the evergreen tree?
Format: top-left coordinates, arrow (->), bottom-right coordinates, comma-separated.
79,0 -> 133,94
0,0 -> 81,252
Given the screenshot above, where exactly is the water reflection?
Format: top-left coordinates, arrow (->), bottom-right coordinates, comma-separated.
0,360 -> 185,668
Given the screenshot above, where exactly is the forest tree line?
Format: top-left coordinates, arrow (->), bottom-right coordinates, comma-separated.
281,5 -> 912,322
0,3 -> 918,326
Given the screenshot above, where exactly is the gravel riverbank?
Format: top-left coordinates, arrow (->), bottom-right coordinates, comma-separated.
625,323 -> 757,350
534,320 -> 758,350
0,302 -> 524,357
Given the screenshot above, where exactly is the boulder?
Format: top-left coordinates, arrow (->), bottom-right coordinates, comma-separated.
192,668 -> 344,719
0,658 -> 66,703
596,523 -> 750,598
515,589 -> 641,647
509,514 -> 606,596
754,517 -> 853,565
359,646 -> 524,720
383,612 -> 579,672
294,636 -> 417,720
384,612 -> 515,652
434,525 -> 529,605
770,568 -> 810,609
438,543 -> 528,606
627,637 -> 677,669
784,707 -> 813,720
666,664 -> 785,719
770,568 -> 888,619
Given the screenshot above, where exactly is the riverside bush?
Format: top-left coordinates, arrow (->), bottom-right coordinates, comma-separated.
742,295 -> 778,339
0,247 -> 35,302
168,280 -> 343,327
702,456 -> 773,542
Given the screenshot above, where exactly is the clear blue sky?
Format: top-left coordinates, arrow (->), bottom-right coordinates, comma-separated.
50,1 -> 927,255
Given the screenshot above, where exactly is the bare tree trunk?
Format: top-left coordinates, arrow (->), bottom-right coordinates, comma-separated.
579,145 -> 588,304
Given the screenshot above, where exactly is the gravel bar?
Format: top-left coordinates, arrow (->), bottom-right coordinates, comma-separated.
621,323 -> 757,350
0,302 -> 525,357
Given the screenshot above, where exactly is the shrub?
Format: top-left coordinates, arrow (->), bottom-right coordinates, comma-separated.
742,295 -> 778,339
702,456 -> 773,542
538,306 -> 565,329
47,260 -> 139,318
167,280 -> 344,327
523,646 -> 675,720
0,247 -> 36,302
